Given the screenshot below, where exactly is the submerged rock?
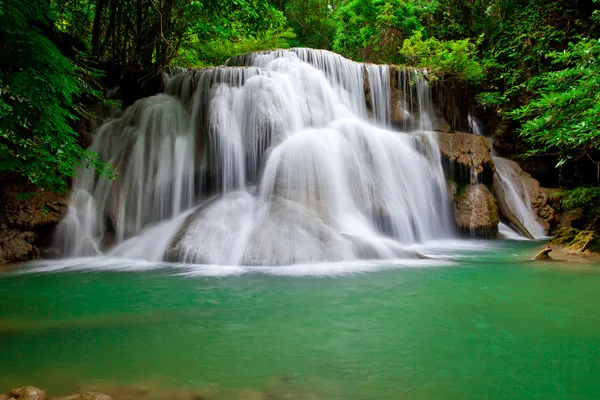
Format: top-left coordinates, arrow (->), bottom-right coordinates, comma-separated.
6,387 -> 46,400
59,393 -> 113,400
532,246 -> 553,260
453,184 -> 499,238
437,132 -> 495,185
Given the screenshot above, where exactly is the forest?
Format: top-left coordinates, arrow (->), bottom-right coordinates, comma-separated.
1,0 -> 599,230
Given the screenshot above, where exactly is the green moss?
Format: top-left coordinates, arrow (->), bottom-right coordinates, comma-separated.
550,227 -> 579,246
456,183 -> 469,199
487,196 -> 499,226
567,230 -> 600,254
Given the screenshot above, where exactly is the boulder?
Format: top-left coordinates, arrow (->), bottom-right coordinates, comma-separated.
492,174 -> 534,239
0,185 -> 68,264
0,230 -> 38,264
520,175 -> 555,233
453,184 -> 499,238
532,246 -> 553,260
6,387 -> 46,400
566,230 -> 600,255
550,228 -> 600,256
437,132 -> 495,185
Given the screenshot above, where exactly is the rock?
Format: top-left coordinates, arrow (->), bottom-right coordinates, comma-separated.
437,132 -> 495,185
61,393 -> 113,400
550,227 -> 580,246
492,158 -> 555,235
520,176 -> 555,233
0,186 -> 68,230
550,228 -> 600,256
555,208 -> 584,231
532,246 -> 553,260
0,229 -> 38,264
453,184 -> 499,238
492,174 -> 534,239
7,387 -> 46,400
446,180 -> 458,203
236,390 -> 265,400
566,230 -> 600,255
0,185 -> 68,264
39,247 -> 62,259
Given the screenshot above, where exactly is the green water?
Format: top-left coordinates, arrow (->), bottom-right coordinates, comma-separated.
1,241 -> 599,399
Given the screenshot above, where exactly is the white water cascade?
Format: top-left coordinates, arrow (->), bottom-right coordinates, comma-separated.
55,48 -> 456,265
468,116 -> 546,239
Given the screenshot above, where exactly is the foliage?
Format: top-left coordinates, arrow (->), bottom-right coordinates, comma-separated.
333,0 -> 423,63
176,27 -> 296,67
509,38 -> 600,166
0,0 -> 112,193
50,0 -> 283,69
555,187 -> 600,215
400,31 -> 484,82
280,0 -> 338,49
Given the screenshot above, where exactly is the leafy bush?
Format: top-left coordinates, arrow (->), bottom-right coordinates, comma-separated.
176,27 -> 296,67
333,0 -> 423,63
509,38 -> 600,166
556,187 -> 600,215
400,31 -> 484,82
0,0 -> 112,193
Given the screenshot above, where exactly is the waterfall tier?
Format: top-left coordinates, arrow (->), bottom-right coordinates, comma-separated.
55,48 -> 456,265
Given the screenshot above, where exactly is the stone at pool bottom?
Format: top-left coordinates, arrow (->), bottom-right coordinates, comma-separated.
54,393 -> 113,400
2,387 -> 46,400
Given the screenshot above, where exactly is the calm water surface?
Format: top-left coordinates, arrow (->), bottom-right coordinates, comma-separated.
1,240 -> 599,399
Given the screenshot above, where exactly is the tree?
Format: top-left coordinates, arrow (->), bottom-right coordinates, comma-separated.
0,0 -> 111,193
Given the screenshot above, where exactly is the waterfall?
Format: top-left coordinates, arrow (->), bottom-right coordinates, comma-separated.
55,48 -> 455,265
468,115 -> 546,239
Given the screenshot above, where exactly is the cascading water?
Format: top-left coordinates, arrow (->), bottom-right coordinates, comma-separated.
55,48 -> 455,265
468,115 -> 546,239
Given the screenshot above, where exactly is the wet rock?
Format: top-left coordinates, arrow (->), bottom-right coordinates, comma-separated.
61,392 -> 113,400
236,389 -> 265,400
520,177 -> 555,233
550,227 -> 580,246
453,184 -> 499,238
0,185 -> 68,264
0,230 -> 38,264
437,132 -> 495,185
7,386 -> 46,400
492,174 -> 534,239
532,246 -> 553,260
566,230 -> 600,255
550,228 -> 600,256
39,247 -> 62,259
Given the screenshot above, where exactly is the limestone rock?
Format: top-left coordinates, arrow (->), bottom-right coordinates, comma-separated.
0,229 -> 38,264
7,386 -> 46,400
532,246 -> 553,260
550,228 -> 600,256
492,174 -> 534,239
61,393 -> 113,400
453,184 -> 499,238
0,186 -> 68,230
437,132 -> 495,185
566,230 -> 600,255
550,227 -> 580,246
0,185 -> 68,264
